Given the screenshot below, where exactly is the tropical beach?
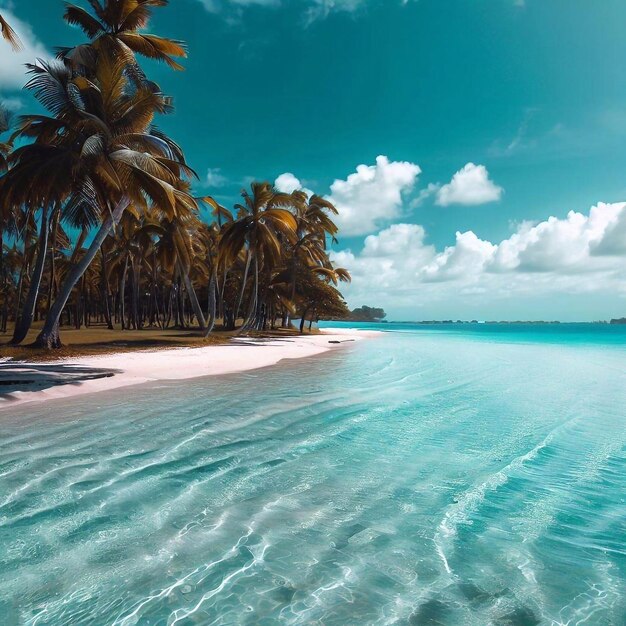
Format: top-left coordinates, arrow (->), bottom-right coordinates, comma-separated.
2,1 -> 626,625
1,328 -> 378,408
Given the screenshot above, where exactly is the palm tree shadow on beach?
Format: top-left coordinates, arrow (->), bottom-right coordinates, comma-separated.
0,363 -> 121,398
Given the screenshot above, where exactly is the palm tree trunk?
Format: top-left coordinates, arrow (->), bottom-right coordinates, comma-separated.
34,197 -> 130,349
203,270 -> 217,337
120,256 -> 129,330
0,225 -> 3,303
217,267 -> 224,320
11,206 -> 50,345
75,277 -> 83,329
299,306 -> 310,334
235,249 -> 251,324
175,275 -> 184,328
240,254 -> 258,334
286,254 -> 297,327
130,260 -> 139,329
179,262 -> 206,330
47,209 -> 60,307
13,255 -> 27,328
220,266 -> 228,323
100,248 -> 113,330
134,260 -> 143,329
166,284 -> 174,328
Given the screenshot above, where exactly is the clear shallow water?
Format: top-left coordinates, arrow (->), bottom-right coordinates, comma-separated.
1,325 -> 625,625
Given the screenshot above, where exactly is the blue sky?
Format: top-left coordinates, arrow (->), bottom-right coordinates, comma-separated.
2,0 -> 626,320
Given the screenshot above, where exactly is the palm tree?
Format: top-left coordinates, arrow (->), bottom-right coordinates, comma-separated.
296,265 -> 351,333
9,203 -> 59,344
198,221 -> 222,336
0,13 -> 22,51
0,2 -> 355,344
219,183 -> 298,332
196,195 -> 233,326
3,57 -> 197,347
1,243 -> 23,332
282,192 -> 339,326
60,0 -> 186,73
154,205 -> 208,330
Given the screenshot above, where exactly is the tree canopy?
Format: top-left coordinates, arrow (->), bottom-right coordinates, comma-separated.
0,0 -> 352,349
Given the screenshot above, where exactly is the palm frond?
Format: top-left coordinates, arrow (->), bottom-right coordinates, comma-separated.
64,4 -> 105,38
117,33 -> 186,70
0,13 -> 22,51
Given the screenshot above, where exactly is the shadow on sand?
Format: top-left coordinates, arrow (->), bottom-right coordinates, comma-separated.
0,363 -> 121,399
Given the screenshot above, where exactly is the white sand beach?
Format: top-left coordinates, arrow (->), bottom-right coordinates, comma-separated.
0,328 -> 380,410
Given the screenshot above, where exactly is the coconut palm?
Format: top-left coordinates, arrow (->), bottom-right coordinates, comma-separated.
295,265 -> 351,332
60,0 -> 186,74
281,192 -> 339,326
9,203 -> 59,344
4,56 -> 197,347
154,206 -> 208,330
197,221 -> 223,335
0,2 -> 354,345
219,183 -> 298,332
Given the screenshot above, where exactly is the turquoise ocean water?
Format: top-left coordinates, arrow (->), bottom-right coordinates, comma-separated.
1,323 -> 625,625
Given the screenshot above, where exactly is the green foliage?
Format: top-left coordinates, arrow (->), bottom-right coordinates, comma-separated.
349,305 -> 386,321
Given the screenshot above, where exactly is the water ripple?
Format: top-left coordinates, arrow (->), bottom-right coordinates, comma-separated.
1,330 -> 625,624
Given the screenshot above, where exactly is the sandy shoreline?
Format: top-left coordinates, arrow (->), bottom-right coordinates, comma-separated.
0,328 -> 380,410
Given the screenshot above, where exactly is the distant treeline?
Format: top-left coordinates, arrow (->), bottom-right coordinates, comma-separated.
344,306 -> 387,322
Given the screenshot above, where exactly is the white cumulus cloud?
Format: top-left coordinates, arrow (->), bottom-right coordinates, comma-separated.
491,203 -> 623,272
331,202 -> 626,320
328,155 -> 421,237
275,172 -> 303,193
274,172 -> 314,196
436,163 -> 503,206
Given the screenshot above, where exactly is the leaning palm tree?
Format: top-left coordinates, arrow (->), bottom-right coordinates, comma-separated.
9,201 -> 58,345
3,57 -> 197,347
0,13 -> 22,51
